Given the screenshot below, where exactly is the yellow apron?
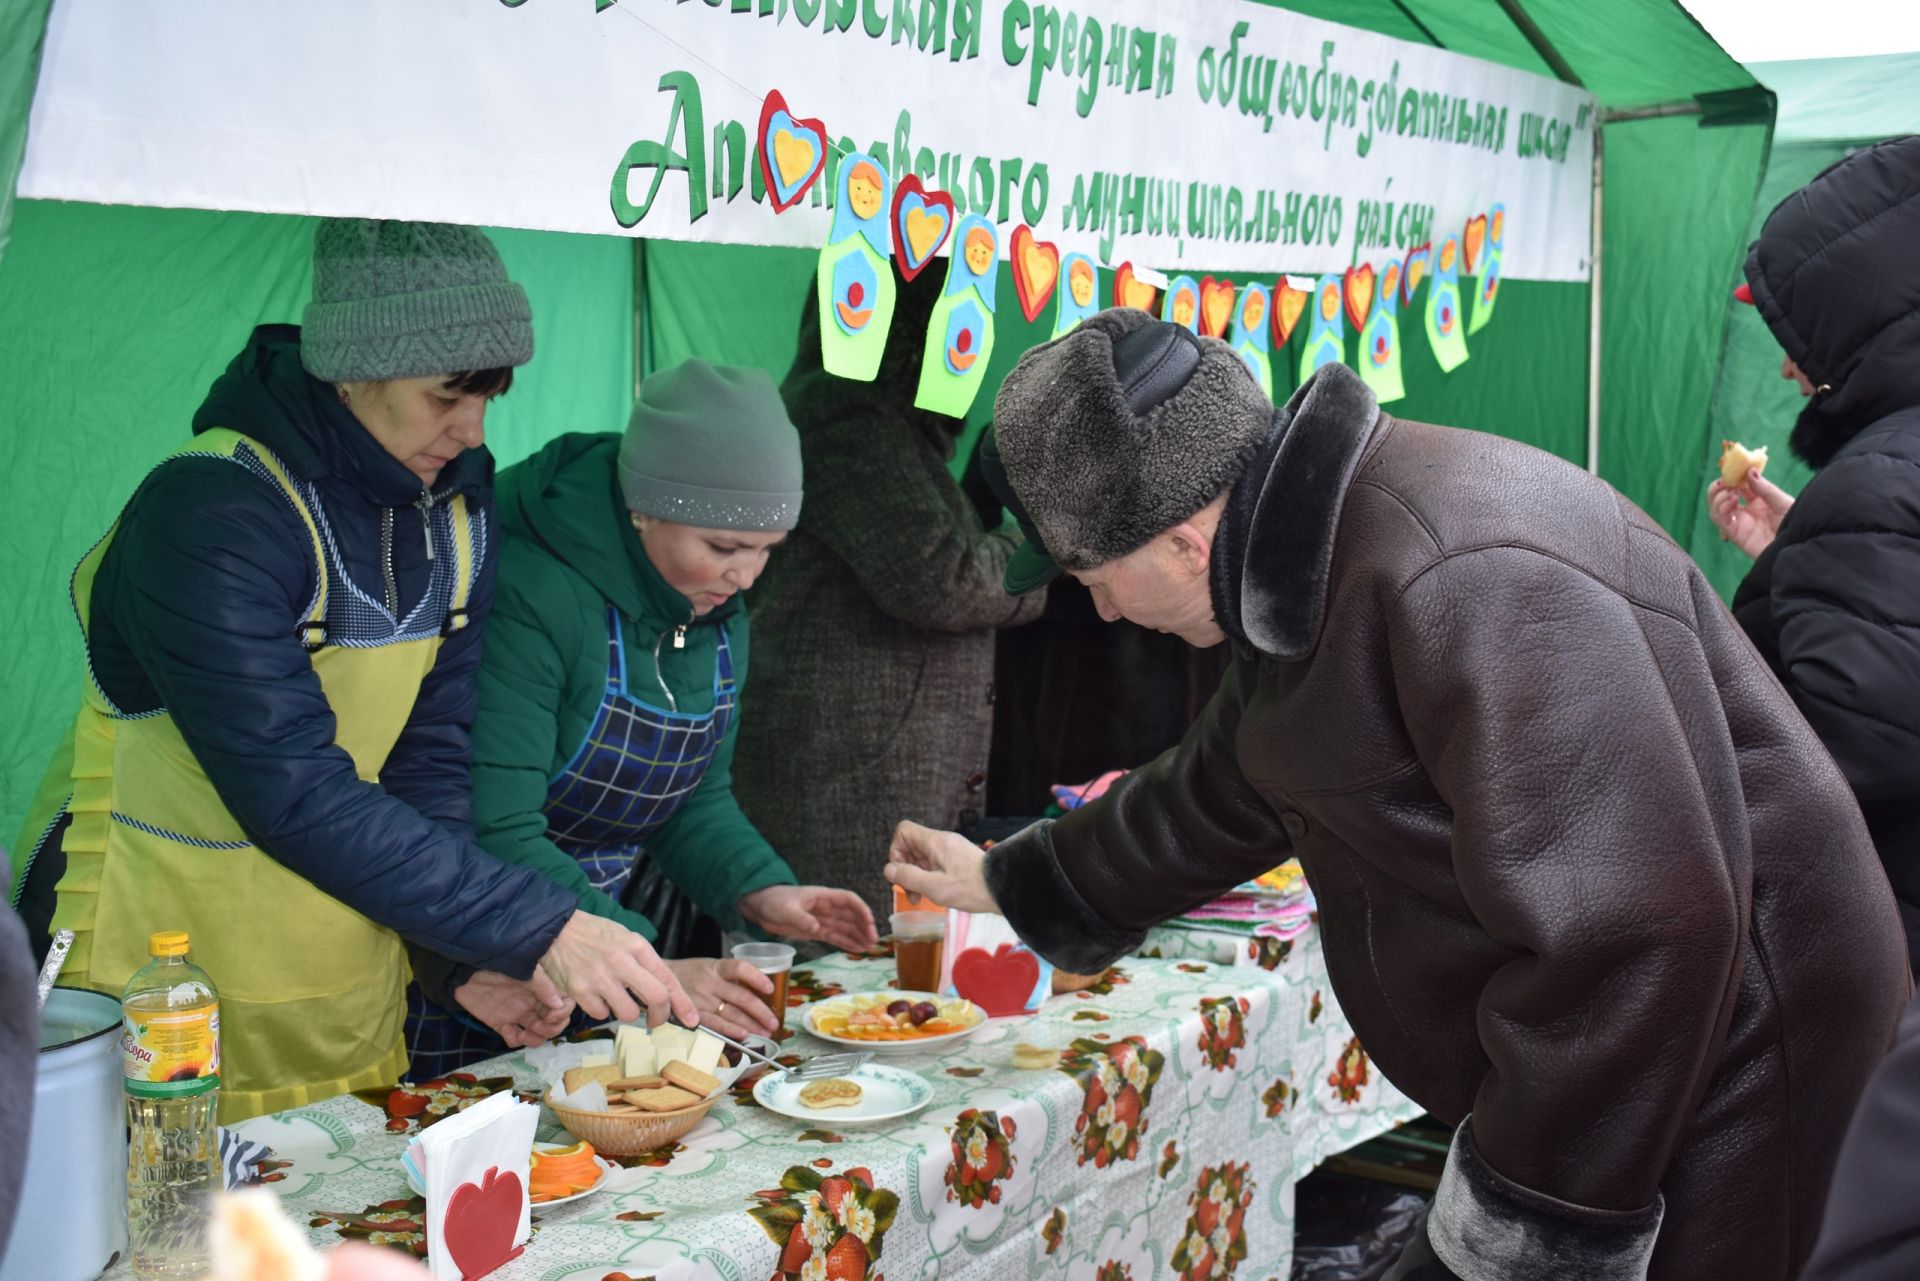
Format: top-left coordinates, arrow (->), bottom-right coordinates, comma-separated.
24,429 -> 478,1122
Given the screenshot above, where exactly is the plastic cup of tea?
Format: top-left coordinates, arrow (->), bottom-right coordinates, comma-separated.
731,941 -> 796,1029
889,911 -> 947,994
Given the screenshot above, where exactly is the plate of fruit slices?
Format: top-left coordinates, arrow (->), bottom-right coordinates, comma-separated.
407,1140 -> 613,1206
801,991 -> 985,1052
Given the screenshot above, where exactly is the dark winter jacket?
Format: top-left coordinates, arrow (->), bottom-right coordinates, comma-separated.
12,326 -> 576,974
988,364 -> 1911,1280
732,268 -> 1045,920
1732,134 -> 1920,971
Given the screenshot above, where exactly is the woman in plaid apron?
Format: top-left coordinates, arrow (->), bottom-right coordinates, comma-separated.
404,361 -> 877,1078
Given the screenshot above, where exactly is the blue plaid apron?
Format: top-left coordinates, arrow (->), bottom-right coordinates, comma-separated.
404,605 -> 737,1079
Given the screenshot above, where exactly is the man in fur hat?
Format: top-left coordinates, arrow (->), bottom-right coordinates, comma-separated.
887,310 -> 1910,1281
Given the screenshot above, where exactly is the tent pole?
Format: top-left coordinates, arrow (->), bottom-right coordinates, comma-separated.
632,237 -> 648,398
1587,125 -> 1604,476
1489,0 -> 1583,87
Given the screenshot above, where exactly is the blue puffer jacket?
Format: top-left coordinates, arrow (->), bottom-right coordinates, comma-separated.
15,324 -> 576,974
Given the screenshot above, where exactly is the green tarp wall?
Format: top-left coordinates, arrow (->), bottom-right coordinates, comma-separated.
0,1 -> 1771,850
1683,53 -> 1920,601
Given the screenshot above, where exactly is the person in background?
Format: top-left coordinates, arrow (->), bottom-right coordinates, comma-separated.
404,361 -> 876,1078
731,263 -> 1046,921
1707,134 -> 1920,977
9,220 -> 691,1120
888,310 -> 1909,1280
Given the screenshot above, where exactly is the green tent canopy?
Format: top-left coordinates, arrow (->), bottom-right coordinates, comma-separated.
0,1 -> 1772,852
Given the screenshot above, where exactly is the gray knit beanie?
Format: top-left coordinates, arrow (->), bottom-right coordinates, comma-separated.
990,308 -> 1272,582
301,219 -> 534,383
619,360 -> 804,531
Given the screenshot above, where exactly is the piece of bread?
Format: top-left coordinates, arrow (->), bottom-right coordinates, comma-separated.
661,1060 -> 722,1098
629,1085 -> 703,1113
563,1063 -> 624,1094
797,1078 -> 863,1109
207,1188 -> 326,1281
1720,440 -> 1769,489
1011,1043 -> 1062,1070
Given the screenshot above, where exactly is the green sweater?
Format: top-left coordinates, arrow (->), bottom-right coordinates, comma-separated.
469,432 -> 795,939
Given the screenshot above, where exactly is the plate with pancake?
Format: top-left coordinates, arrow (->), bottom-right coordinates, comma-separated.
751,1062 -> 934,1125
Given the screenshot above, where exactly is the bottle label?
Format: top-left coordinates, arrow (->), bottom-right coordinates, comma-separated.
123,1005 -> 220,1097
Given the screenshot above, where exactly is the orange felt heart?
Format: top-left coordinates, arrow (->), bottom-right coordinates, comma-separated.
1344,264 -> 1375,330
1199,276 -> 1236,337
1272,278 -> 1310,345
1464,215 -> 1488,273
1010,225 -> 1061,323
1113,262 -> 1158,313
1401,245 -> 1430,302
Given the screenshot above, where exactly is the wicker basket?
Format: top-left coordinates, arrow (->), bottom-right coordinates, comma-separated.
544,1090 -> 720,1156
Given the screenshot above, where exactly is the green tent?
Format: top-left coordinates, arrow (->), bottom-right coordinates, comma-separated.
0,1 -> 1770,850
1683,53 -> 1920,601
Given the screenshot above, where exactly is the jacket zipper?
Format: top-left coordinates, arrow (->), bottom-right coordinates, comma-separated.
380,507 -> 397,616
647,607 -> 696,712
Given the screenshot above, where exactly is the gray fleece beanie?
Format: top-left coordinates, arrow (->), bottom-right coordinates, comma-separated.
619,359 -> 804,530
301,219 -> 534,383
990,307 -> 1272,581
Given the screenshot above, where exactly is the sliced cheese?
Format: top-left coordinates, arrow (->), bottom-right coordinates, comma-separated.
685,1029 -> 725,1074
614,1026 -> 657,1078
650,1024 -> 695,1065
579,1053 -> 614,1068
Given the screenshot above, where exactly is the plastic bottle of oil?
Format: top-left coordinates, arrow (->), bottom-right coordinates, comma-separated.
121,930 -> 221,1279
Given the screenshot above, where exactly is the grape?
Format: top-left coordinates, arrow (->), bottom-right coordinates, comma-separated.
886,999 -> 912,1018
909,1001 -> 938,1026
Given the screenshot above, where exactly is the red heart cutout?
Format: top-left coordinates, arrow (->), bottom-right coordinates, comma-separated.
1343,264 -> 1376,330
1463,214 -> 1488,274
1272,277 -> 1310,346
1010,225 -> 1062,323
443,1166 -> 526,1281
951,944 -> 1041,1018
1198,276 -> 1236,337
756,89 -> 828,215
891,175 -> 956,282
1113,262 -> 1157,313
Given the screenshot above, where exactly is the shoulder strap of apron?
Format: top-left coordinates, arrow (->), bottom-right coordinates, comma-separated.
185,428 -> 332,651
442,493 -> 479,636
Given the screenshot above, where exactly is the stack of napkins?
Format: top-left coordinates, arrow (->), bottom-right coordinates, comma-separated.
416,1091 -> 539,1281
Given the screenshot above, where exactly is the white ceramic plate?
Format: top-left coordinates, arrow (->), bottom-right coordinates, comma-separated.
404,1149 -> 614,1207
800,992 -> 984,1054
752,1063 -> 934,1125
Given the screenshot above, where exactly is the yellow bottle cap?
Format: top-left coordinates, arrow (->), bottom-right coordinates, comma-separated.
149,931 -> 190,957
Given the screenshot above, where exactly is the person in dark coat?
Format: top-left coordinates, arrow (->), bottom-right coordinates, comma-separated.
887,310 -> 1911,1281
732,264 -> 1045,921
1707,134 -> 1920,974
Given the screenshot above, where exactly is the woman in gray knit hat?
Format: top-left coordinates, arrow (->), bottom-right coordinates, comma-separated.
13,219 -> 697,1119
402,358 -> 878,1074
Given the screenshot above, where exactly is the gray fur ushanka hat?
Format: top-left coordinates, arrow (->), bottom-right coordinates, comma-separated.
989,307 -> 1274,589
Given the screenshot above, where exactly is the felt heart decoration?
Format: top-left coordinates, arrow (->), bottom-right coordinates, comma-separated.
756,91 -> 827,214
1439,236 -> 1459,276
1344,264 -> 1376,331
891,176 -> 955,282
1199,276 -> 1236,337
1490,206 -> 1505,248
1113,262 -> 1158,312
1401,245 -> 1430,303
951,944 -> 1041,1018
1272,277 -> 1311,345
1381,263 -> 1402,308
1463,213 -> 1488,273
444,1166 -> 526,1281
1010,225 -> 1061,323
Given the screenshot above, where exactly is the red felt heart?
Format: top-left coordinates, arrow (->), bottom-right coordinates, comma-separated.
951,944 -> 1041,1018
1010,225 -> 1062,323
1113,262 -> 1157,313
756,89 -> 828,215
1343,263 -> 1376,331
1272,277 -> 1310,346
892,176 -> 957,282
1198,276 -> 1236,338
1463,213 -> 1488,274
443,1166 -> 526,1281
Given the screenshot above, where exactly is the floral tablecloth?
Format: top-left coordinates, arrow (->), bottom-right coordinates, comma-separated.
108,928 -> 1417,1281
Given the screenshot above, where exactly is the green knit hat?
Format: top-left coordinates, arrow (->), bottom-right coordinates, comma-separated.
619,360 -> 804,531
301,219 -> 534,383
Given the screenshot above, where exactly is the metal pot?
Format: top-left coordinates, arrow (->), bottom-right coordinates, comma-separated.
0,988 -> 128,1281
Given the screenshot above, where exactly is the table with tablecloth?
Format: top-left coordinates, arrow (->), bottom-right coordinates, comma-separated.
107,928 -> 1418,1281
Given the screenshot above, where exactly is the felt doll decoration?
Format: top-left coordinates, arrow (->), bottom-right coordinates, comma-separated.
1468,204 -> 1505,334
816,150 -> 895,381
1054,253 -> 1101,337
914,214 -> 999,417
1163,275 -> 1201,332
1357,259 -> 1407,404
1229,281 -> 1274,399
1299,274 -> 1345,383
1425,233 -> 1471,372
